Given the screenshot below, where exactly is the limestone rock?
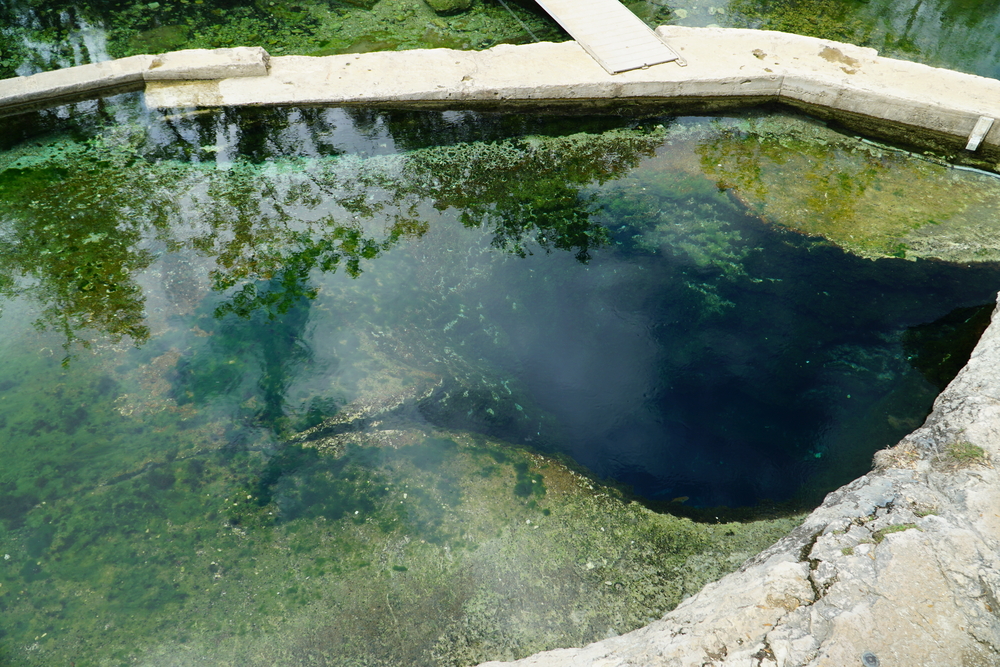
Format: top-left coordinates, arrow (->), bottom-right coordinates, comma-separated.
0,55 -> 153,118
145,47 -> 270,80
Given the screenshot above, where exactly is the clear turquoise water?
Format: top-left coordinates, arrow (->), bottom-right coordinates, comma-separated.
1,98 -> 999,664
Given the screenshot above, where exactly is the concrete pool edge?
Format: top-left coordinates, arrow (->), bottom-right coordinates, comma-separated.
139,26 -> 1000,164
3,27 -> 1000,164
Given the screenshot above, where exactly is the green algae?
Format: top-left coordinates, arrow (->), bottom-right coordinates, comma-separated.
0,331 -> 803,665
724,0 -> 874,47
595,163 -> 755,314
656,0 -> 1000,80
631,113 -> 1000,261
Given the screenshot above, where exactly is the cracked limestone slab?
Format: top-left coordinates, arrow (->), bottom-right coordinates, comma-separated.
0,47 -> 269,117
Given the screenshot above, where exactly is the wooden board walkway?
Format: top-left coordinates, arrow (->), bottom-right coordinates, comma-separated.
533,0 -> 681,73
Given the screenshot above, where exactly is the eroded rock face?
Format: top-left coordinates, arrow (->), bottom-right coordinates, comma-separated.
479,296 -> 1000,666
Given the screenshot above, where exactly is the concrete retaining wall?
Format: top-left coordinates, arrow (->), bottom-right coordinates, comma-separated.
3,28 -> 1000,161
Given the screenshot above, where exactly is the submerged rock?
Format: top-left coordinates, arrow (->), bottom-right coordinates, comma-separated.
424,0 -> 473,16
691,115 -> 1000,263
127,25 -> 192,54
337,0 -> 383,9
637,114 -> 1000,264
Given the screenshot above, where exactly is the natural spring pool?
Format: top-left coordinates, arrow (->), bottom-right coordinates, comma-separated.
2,98 -> 1000,665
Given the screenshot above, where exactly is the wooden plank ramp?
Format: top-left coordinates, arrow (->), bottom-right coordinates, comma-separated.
533,0 -> 681,73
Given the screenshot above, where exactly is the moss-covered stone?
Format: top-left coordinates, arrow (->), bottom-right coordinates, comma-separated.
636,113 -> 1000,262
425,0 -> 473,16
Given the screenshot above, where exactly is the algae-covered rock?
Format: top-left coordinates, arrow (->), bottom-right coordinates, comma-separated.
641,113 -> 1000,263
0,343 -> 804,666
128,24 -> 192,54
425,0 -> 472,16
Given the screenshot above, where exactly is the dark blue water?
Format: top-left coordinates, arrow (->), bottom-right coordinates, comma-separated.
478,231 -> 999,507
403,198 -> 1000,507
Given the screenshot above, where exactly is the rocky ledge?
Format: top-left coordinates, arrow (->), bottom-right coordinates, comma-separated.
481,295 -> 1000,667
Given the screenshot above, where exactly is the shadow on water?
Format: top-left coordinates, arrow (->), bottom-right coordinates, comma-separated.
449,203 -> 1000,508
902,303 -> 995,390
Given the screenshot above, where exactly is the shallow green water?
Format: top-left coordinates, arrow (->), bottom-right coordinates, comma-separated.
2,100 -> 1000,666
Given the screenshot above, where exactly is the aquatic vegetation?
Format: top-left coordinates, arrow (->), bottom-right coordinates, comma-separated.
401,127 -> 668,261
667,0 -> 1000,78
0,104 -> 671,353
724,0 -> 875,47
0,131 -> 178,361
0,333 -> 804,665
597,165 -> 754,314
685,115 -> 1000,261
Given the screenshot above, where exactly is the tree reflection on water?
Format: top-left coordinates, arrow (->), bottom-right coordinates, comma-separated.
0,102 -> 665,361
